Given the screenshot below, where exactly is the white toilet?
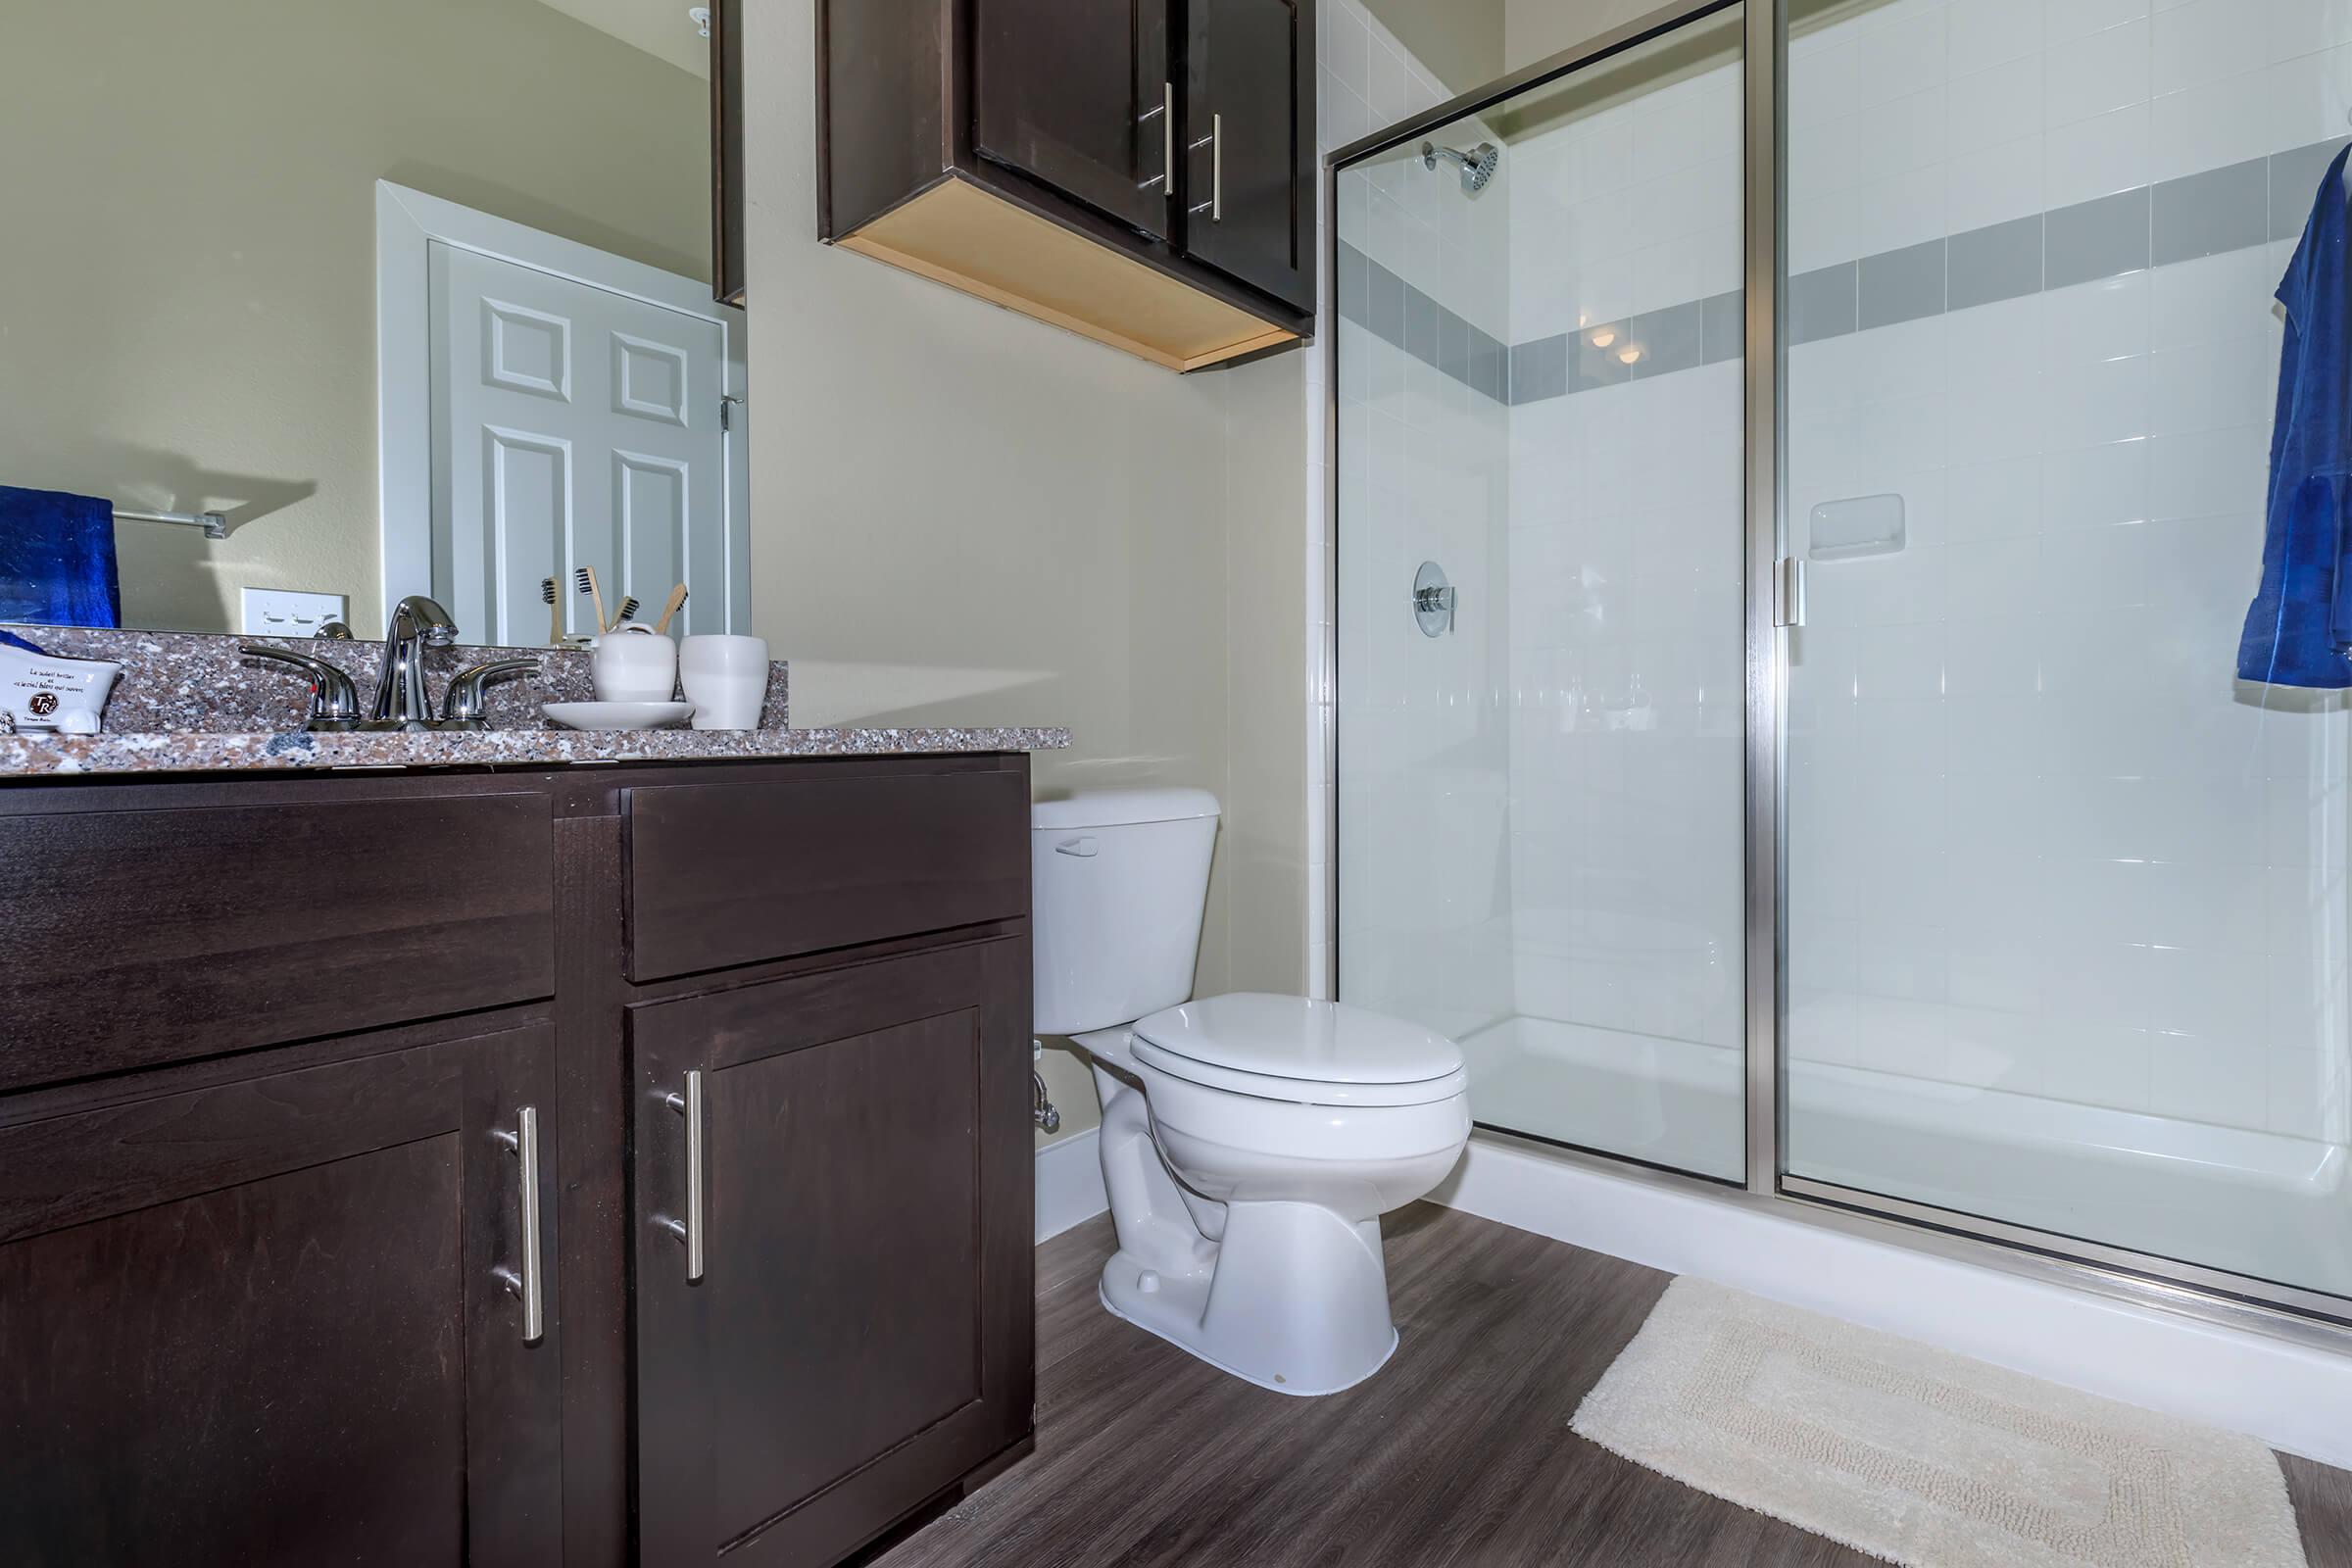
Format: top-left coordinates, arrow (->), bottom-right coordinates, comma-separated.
1033,788 -> 1471,1396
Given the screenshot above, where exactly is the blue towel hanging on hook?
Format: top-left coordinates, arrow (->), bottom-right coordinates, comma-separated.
2237,143 -> 2352,688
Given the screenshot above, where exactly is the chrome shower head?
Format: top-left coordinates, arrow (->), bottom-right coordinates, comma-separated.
1423,139 -> 1500,193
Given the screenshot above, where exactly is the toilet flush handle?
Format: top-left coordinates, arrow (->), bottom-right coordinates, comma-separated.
1054,836 -> 1099,858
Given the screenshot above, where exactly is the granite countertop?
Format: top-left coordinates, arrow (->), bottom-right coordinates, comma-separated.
0,625 -> 1066,778
0,724 -> 1072,778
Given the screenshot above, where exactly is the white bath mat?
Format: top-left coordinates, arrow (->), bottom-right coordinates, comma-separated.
1572,1278 -> 2307,1568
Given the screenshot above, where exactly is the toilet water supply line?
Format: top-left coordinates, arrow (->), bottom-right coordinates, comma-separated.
1033,1040 -> 1061,1133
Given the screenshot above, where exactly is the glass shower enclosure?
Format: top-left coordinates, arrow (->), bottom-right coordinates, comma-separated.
1329,0 -> 2352,1325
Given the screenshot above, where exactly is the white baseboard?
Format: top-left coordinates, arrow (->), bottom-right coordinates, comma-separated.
1431,1136 -> 2352,1469
1036,1127 -> 1108,1243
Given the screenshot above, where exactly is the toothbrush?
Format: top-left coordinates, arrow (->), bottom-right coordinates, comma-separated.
541,576 -> 562,644
575,566 -> 608,636
654,583 -> 689,635
612,595 -> 641,627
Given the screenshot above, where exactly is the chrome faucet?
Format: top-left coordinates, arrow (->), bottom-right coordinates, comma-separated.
372,595 -> 460,728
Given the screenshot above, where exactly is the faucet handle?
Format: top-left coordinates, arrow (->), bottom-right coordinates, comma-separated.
440,657 -> 541,729
240,644 -> 363,730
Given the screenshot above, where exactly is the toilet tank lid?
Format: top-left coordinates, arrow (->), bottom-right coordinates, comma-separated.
1132,994 -> 1463,1084
1032,788 -> 1221,830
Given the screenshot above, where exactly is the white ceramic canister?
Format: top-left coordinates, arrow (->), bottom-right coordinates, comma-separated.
677,635 -> 768,730
591,626 -> 678,703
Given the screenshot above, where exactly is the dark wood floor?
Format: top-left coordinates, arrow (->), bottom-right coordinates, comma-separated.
874,1202 -> 2352,1568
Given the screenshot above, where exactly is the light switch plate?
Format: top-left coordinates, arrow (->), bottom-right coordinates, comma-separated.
239,588 -> 349,639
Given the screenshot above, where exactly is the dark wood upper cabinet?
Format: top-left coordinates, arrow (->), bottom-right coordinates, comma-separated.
710,0 -> 745,307
1185,0 -> 1315,314
0,1022 -> 563,1568
811,0 -> 1317,372
974,0 -> 1175,241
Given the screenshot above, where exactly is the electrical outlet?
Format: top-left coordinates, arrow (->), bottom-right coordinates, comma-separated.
240,588 -> 350,639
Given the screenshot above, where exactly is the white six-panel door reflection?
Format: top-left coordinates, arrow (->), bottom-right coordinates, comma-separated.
429,241 -> 728,644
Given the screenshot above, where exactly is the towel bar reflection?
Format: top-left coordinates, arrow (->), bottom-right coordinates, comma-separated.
114,506 -> 227,540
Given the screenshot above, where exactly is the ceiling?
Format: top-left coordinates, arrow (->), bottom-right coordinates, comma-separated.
534,0 -> 710,79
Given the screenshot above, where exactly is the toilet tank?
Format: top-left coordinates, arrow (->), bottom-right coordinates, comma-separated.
1032,788 -> 1220,1036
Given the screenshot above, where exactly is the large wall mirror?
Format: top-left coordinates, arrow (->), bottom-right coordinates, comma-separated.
2,0 -> 748,643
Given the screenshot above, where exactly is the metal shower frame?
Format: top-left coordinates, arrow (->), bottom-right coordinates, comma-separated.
1320,0 -> 2352,1352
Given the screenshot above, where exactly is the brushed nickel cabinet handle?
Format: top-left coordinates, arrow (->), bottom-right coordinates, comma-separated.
491,1105 -> 545,1344
1137,83 -> 1176,194
657,1071 -> 706,1282
1212,111 -> 1223,220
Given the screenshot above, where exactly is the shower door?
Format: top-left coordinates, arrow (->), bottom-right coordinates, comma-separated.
1332,3 -> 1752,1182
1333,0 -> 2352,1328
1775,0 -> 2352,1312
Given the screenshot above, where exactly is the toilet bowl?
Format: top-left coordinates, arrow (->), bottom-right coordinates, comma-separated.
1033,791 -> 1471,1396
1077,996 -> 1469,1395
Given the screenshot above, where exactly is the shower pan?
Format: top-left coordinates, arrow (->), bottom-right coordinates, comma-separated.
1328,0 -> 2352,1333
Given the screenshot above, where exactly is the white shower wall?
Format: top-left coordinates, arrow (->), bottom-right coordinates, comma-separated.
1503,54 -> 1749,1061
1330,6 -> 1520,1040
1342,0 -> 2352,1160
1780,0 -> 2352,1145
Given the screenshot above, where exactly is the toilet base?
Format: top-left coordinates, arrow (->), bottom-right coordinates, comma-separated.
1096,1199 -> 1401,1397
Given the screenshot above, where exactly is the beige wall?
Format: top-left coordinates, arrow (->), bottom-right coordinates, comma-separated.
1360,0 -> 1508,95
0,0 -> 710,636
743,0 -> 1320,1150
1505,0 -> 1640,71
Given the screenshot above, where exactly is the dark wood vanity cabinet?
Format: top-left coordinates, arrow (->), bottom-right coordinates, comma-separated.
0,1020 -> 564,1568
632,941 -> 1033,1567
0,755 -> 1037,1568
804,0 -> 1317,371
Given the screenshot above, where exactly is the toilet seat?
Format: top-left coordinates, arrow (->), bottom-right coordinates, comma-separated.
1129,993 -> 1468,1107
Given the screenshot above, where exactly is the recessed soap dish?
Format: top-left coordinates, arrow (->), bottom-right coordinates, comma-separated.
1808,493 -> 1906,561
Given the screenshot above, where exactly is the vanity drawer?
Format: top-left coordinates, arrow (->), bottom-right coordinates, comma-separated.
0,791 -> 556,1091
624,767 -> 1029,981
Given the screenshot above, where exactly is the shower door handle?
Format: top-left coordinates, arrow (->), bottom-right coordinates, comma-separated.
1774,557 -> 1808,628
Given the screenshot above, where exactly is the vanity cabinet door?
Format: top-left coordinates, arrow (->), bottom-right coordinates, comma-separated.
631,939 -> 1033,1568
1183,0 -> 1316,313
0,1023 -> 563,1568
972,0 -> 1177,238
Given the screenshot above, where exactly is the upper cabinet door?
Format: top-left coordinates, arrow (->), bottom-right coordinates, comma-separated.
972,0 -> 1176,239
1185,0 -> 1316,313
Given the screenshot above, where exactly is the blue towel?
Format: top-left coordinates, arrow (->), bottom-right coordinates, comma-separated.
2238,145 -> 2352,688
0,486 -> 122,629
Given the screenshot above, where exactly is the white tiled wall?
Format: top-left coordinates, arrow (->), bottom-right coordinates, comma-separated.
1791,0 -> 2352,273
1501,53 -> 1751,1061
1783,0 -> 2352,1142
1326,1 -> 1519,1036
1330,0 -> 2352,1151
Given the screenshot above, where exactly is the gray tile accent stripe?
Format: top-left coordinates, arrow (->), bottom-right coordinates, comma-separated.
2271,138 -> 2350,241
1858,238 -> 1946,330
1788,263 -> 1856,345
2044,186 -> 2150,290
1947,215 -> 2041,312
2154,158 -> 2269,266
1340,136 -> 2343,409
